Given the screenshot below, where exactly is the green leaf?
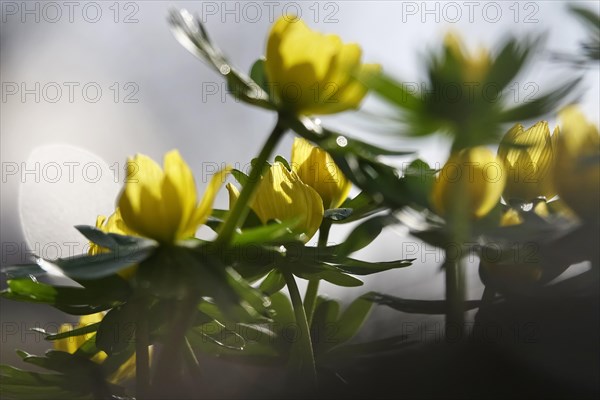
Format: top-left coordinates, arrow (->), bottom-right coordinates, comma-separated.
3,241 -> 156,280
259,269 -> 286,295
74,225 -> 144,250
43,323 -> 101,341
0,364 -> 100,400
499,77 -> 582,122
337,191 -> 383,223
332,294 -> 373,346
336,215 -> 397,257
309,270 -> 363,287
269,292 -> 295,327
95,304 -> 136,355
1,277 -> 128,311
364,72 -> 423,112
323,208 -> 353,221
231,169 -> 249,186
569,6 -> 600,33
367,292 -> 481,314
332,257 -> 413,276
274,155 -> 292,171
311,298 -> 340,353
320,334 -> 413,363
232,218 -> 301,246
249,58 -> 270,94
168,10 -> 273,109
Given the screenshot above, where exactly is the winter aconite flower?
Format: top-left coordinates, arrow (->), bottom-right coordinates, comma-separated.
118,150 -> 230,243
431,147 -> 506,219
554,106 -> 600,222
227,162 -> 323,241
265,16 -> 380,115
443,32 -> 491,82
291,138 -> 351,209
498,121 -> 559,202
55,313 -> 136,384
90,208 -> 137,279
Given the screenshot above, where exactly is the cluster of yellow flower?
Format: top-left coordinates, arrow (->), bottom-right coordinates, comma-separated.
92,138 -> 349,249
53,16 -> 599,384
432,106 -> 599,224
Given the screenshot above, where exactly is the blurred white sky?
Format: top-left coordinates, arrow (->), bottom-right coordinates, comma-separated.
1,1 -> 599,306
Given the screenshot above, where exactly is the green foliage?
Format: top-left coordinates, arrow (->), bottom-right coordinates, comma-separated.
366,37 -> 581,151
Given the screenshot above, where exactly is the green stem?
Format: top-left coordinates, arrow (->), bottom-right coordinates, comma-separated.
304,220 -> 332,325
183,336 -> 202,380
444,255 -> 465,341
283,269 -> 317,389
135,298 -> 150,399
154,295 -> 201,396
216,117 -> 287,247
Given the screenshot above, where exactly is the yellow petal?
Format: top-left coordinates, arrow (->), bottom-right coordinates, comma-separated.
291,138 -> 351,209
251,162 -> 323,241
118,154 -> 165,240
432,147 -> 505,219
158,150 -> 200,241
500,208 -> 522,226
264,16 -> 373,115
555,106 -> 600,221
499,121 -> 556,201
189,166 -> 231,233
226,182 -> 240,208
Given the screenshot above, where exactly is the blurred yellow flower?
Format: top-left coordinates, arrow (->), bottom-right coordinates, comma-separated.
227,162 -> 323,241
291,138 -> 351,209
498,121 -> 558,202
265,16 -> 380,115
431,147 -> 506,219
443,32 -> 491,82
554,106 -> 600,222
500,202 -> 549,227
54,313 -> 137,384
118,150 -> 230,243
90,209 -> 137,280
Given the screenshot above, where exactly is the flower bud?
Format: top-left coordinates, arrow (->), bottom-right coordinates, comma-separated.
265,16 -> 380,115
431,147 -> 506,219
228,162 -> 324,242
291,138 -> 351,209
554,106 -> 600,222
498,121 -> 558,202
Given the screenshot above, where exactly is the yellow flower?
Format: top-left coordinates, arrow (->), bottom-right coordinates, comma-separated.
554,106 -> 600,222
54,313 -> 137,384
265,16 -> 380,115
118,150 -> 230,243
500,202 -> 549,227
227,162 -> 323,241
90,208 -> 137,280
431,147 -> 506,219
291,138 -> 351,209
443,32 -> 491,82
498,121 -> 558,202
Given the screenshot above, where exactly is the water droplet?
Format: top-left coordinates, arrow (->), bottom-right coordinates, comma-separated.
220,65 -> 231,75
336,136 -> 348,147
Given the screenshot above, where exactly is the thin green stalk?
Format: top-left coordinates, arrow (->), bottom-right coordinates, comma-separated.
216,118 -> 287,247
445,180 -> 470,341
444,256 -> 465,341
183,336 -> 202,379
304,220 -> 332,325
135,298 -> 150,399
283,269 -> 317,389
154,294 -> 201,396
